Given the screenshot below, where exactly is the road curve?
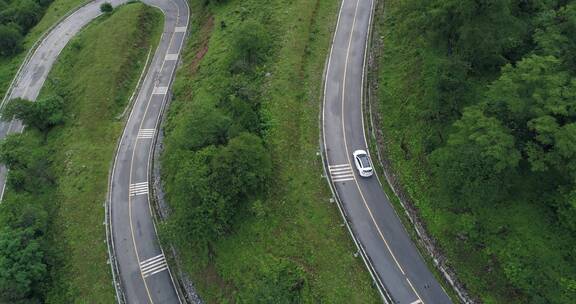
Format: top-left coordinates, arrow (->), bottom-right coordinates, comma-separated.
107,0 -> 189,302
0,0 -> 129,199
0,0 -> 189,303
321,0 -> 453,303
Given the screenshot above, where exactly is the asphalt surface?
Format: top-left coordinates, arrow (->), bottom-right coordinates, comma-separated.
322,0 -> 453,303
108,0 -> 189,302
0,0 -> 189,303
0,0 -> 128,199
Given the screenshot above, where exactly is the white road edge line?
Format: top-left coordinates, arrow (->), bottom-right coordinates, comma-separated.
320,0 -> 389,301
338,0 -> 424,303
127,0 -> 181,300
126,0 -> 189,302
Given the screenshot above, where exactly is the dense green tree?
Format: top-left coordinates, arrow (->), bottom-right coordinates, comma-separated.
0,23 -> 22,56
418,0 -> 528,71
3,95 -> 65,132
169,101 -> 230,150
0,0 -> 42,32
224,94 -> 261,135
35,0 -> 54,8
0,226 -> 46,302
557,187 -> 576,232
165,146 -> 231,246
431,106 -> 520,207
485,55 -> 576,174
165,133 -> 271,247
534,3 -> 576,71
0,0 -> 53,57
0,133 -> 41,171
100,2 -> 113,13
211,132 -> 272,200
0,133 -> 53,192
221,74 -> 264,135
378,0 -> 576,302
230,20 -> 271,73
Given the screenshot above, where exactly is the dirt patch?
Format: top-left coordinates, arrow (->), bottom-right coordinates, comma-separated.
200,262 -> 237,304
189,16 -> 214,75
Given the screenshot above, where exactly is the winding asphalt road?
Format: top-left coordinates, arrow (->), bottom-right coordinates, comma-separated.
0,0 -> 189,303
0,0 -> 128,199
322,0 -> 453,303
108,0 -> 189,302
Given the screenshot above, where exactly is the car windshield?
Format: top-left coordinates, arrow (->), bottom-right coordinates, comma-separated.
358,154 -> 370,168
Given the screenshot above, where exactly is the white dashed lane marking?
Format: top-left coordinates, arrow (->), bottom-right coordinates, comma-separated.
129,182 -> 148,197
164,53 -> 178,61
410,299 -> 423,304
329,164 -> 354,182
137,129 -> 155,139
152,86 -> 168,95
140,254 -> 168,278
174,26 -> 186,33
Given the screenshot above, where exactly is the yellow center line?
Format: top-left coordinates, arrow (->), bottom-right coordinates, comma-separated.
127,0 -> 182,303
337,0 -> 423,302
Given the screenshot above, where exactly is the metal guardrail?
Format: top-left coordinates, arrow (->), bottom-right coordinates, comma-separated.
0,1 -> 128,302
319,143 -> 393,304
104,4 -> 159,304
0,0 -> 94,113
362,1 -> 471,303
147,0 -> 196,301
108,0 -> 192,302
318,0 -> 392,303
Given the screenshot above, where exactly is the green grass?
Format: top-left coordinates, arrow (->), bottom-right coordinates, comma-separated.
372,1 -> 576,303
0,0 -> 88,101
163,0 -> 380,302
2,4 -> 163,302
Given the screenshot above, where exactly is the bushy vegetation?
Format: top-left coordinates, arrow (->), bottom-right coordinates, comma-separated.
0,3 -> 162,303
0,130 -> 53,303
4,96 -> 65,133
99,2 -> 112,13
375,0 -> 576,302
0,0 -> 54,56
0,2 -> 84,297
0,0 -> 86,102
162,0 -> 379,302
163,18 -> 273,250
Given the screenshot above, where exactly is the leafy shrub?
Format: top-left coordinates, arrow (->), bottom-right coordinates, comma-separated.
0,0 -> 42,32
380,0 -> 576,302
0,0 -> 53,58
241,256 -> 306,303
100,2 -> 113,13
3,95 -> 65,132
0,23 -> 22,56
229,20 -> 271,73
0,226 -> 47,303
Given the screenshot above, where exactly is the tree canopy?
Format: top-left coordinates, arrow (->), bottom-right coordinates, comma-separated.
0,0 -> 53,57
0,226 -> 46,302
2,95 -> 65,132
378,0 -> 576,302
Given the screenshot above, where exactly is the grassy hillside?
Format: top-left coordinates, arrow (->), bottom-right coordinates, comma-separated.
373,0 -> 576,303
0,3 -> 163,302
0,0 -> 86,100
161,0 -> 380,302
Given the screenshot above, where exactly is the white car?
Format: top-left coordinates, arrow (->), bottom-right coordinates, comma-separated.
353,150 -> 373,177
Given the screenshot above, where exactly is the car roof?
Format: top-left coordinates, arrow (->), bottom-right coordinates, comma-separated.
357,153 -> 371,168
